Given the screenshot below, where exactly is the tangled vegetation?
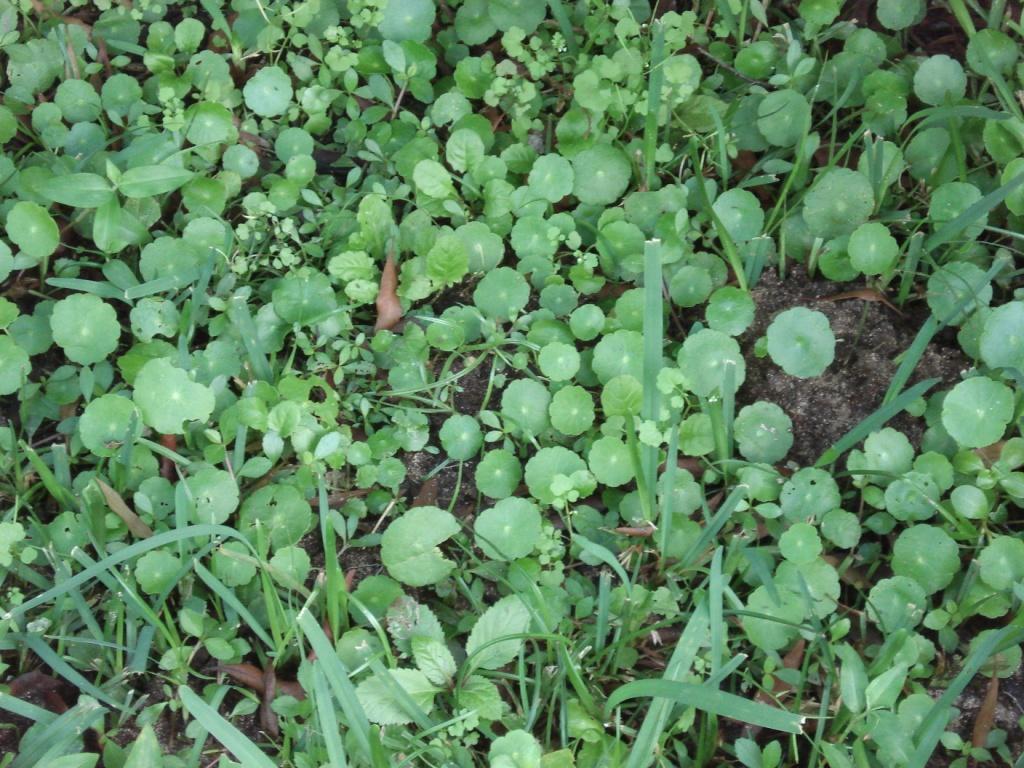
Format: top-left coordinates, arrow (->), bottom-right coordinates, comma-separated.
1,0 -> 1024,766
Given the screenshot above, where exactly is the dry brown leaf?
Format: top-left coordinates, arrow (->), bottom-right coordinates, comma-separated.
820,288 -> 905,316
96,478 -> 153,539
374,255 -> 402,332
972,674 -> 1000,749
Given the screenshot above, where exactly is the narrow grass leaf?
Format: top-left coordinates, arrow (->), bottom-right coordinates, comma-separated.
816,378 -> 937,466
908,621 -> 1024,768
10,697 -> 106,768
606,680 -> 803,733
313,665 -> 348,768
178,685 -> 276,768
194,560 -> 275,649
297,610 -> 382,766
575,534 -> 630,595
924,171 -> 1024,254
623,602 -> 709,768
9,525 -> 253,621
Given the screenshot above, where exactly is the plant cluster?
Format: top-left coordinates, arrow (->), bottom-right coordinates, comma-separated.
0,0 -> 1023,767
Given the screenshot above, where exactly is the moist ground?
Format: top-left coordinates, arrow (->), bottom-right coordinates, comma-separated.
739,266 -> 967,466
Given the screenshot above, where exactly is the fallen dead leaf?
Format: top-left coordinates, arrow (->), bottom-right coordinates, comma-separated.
374,254 -> 402,332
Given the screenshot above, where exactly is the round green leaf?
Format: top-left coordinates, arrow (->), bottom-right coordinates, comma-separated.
439,414 -> 483,461
474,267 -> 530,320
779,522 -> 822,565
51,294 -> 120,365
136,549 -> 181,595
706,286 -> 755,336
980,301 -> 1024,373
669,265 -> 713,308
549,385 -> 595,436
382,506 -> 460,586
802,169 -> 874,239
867,576 -> 927,631
978,536 -> 1024,591
272,269 -> 337,325
538,342 -> 580,382
185,466 -> 240,525
529,155 -> 574,203
475,449 -> 523,499
941,377 -> 1014,449
676,329 -> 746,396
600,374 -> 643,418
756,89 -> 810,147
892,524 -> 959,594
848,222 -> 899,275
380,0 -> 436,42
877,0 -> 923,30
734,401 -> 793,464
524,446 -> 586,505
926,261 -> 991,325
0,336 -> 29,395
243,66 -> 294,117
240,484 -> 313,551
79,394 -> 142,457
766,307 -> 835,378
712,189 -> 764,241
501,378 -> 551,437
572,145 -> 631,206
780,467 -> 841,521
913,55 -> 967,106
474,497 -> 542,561
588,436 -> 633,487
592,330 -> 643,384
6,202 -> 59,261
133,358 -> 215,435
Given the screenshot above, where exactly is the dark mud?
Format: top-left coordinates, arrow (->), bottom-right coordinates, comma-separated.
739,267 -> 967,467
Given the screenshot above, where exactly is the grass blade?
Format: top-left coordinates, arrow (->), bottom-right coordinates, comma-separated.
178,685 -> 276,768
924,170 -> 1024,254
815,378 -> 938,467
314,665 -> 349,768
643,22 -> 667,189
297,609 -> 382,767
641,239 -> 664,510
194,560 -> 275,649
8,524 -> 254,621
623,602 -> 709,768
10,697 -> 106,768
679,485 -> 748,570
908,619 -> 1024,768
606,679 -> 804,734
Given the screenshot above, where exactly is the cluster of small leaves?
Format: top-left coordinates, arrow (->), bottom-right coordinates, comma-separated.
1,1 -> 1024,767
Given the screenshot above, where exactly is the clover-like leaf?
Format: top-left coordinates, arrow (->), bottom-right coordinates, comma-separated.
381,506 -> 461,587
133,358 -> 215,435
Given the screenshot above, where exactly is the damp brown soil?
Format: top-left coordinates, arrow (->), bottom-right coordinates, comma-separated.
737,267 -> 968,467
